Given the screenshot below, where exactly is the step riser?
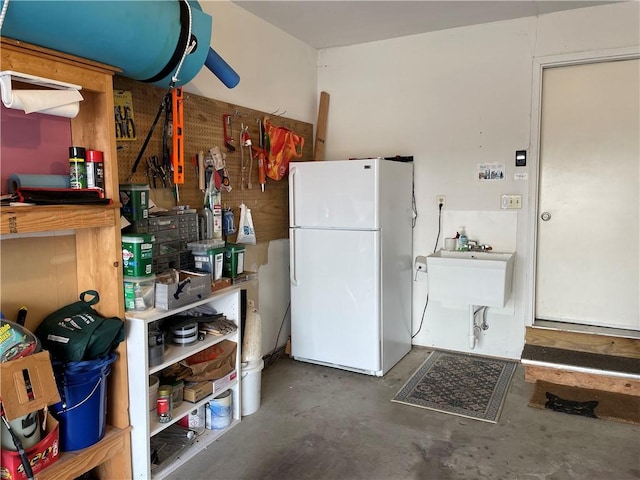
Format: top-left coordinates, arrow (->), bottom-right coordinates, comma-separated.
525,327 -> 640,359
524,365 -> 640,396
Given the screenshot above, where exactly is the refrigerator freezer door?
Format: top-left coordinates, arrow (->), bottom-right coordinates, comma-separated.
290,227 -> 381,373
289,159 -> 379,229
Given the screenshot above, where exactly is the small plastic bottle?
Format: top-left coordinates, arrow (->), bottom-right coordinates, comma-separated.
458,227 -> 469,251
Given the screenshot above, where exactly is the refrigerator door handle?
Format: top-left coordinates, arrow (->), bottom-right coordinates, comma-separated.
290,229 -> 298,286
289,167 -> 298,227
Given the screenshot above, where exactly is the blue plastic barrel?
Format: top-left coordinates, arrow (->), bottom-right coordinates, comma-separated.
0,0 -> 239,88
51,353 -> 116,451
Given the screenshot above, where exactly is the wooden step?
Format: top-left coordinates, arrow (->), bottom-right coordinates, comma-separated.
525,323 -> 640,358
523,323 -> 640,396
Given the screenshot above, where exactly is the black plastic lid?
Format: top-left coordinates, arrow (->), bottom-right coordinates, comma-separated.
69,146 -> 86,158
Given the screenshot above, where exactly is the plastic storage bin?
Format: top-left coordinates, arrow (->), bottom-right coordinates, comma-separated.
119,184 -> 150,221
122,234 -> 154,277
223,244 -> 245,278
123,275 -> 156,311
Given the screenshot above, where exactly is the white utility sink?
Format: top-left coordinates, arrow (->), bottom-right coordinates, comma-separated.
426,250 -> 515,307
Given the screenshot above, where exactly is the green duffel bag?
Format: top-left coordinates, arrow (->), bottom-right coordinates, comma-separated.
35,290 -> 125,362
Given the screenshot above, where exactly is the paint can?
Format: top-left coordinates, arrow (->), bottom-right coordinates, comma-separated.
205,390 -> 232,430
147,330 -> 165,368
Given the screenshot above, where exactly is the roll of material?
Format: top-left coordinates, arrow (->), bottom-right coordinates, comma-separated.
3,90 -> 83,118
8,174 -> 71,194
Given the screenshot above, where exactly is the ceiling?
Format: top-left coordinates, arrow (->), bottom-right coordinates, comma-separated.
231,1 -> 618,49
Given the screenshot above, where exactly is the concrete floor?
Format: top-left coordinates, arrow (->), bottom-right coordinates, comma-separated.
169,348 -> 640,480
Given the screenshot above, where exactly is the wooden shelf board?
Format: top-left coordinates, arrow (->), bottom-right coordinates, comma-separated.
37,426 -> 131,480
1,204 -> 120,235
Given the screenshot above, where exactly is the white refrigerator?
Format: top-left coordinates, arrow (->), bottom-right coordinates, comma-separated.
289,158 -> 413,376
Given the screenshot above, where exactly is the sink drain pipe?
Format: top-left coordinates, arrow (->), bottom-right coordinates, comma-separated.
469,306 -> 489,349
469,305 -> 478,349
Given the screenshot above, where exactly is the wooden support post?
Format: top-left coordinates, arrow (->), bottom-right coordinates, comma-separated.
313,91 -> 329,160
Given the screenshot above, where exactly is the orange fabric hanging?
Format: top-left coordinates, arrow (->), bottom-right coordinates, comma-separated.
263,117 -> 304,180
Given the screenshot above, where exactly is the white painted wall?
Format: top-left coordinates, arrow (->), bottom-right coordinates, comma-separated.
183,1 -> 316,354
317,2 -> 640,359
188,0 -> 318,123
183,2 -> 639,359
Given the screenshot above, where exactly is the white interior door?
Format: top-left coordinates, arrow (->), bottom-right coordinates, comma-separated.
536,59 -> 639,330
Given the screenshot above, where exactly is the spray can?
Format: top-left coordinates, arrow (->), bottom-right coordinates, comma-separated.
86,149 -> 105,190
69,146 -> 87,189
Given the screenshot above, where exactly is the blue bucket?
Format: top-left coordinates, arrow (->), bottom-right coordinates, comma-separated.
51,353 -> 116,451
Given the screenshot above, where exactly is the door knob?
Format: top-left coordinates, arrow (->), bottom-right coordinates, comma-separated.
541,211 -> 551,221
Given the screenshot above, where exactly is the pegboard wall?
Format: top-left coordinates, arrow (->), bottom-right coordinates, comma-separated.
114,75 -> 314,243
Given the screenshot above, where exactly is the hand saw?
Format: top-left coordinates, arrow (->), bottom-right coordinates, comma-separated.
223,114 -> 236,152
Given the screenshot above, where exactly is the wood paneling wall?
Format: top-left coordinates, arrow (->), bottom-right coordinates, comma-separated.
114,76 -> 313,242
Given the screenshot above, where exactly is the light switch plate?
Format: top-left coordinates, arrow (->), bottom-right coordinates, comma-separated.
501,194 -> 522,209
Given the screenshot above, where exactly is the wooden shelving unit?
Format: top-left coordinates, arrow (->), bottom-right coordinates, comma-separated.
0,37 -> 132,478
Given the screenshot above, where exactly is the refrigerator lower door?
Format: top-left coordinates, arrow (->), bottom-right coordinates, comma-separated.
290,227 -> 381,374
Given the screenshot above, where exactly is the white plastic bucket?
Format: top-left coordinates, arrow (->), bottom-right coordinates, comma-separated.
241,359 -> 264,416
0,411 -> 41,451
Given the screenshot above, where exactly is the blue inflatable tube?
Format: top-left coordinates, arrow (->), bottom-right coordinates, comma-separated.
0,0 -> 239,88
206,47 -> 240,89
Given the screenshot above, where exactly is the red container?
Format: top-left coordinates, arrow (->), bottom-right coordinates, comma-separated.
85,149 -> 105,190
0,415 -> 60,480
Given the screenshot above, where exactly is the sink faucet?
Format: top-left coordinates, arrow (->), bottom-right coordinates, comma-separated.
468,241 -> 493,251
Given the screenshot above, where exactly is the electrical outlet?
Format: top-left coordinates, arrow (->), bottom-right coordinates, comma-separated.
436,195 -> 446,209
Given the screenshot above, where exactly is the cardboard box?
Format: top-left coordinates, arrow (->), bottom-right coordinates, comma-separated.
211,277 -> 232,292
177,405 -> 205,429
183,369 -> 237,403
212,369 -> 237,395
155,270 -> 211,310
1,415 -> 60,480
0,351 -> 61,421
183,381 -> 213,403
1,351 -> 62,480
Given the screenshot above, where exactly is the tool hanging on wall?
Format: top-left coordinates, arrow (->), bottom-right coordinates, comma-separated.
252,146 -> 266,192
240,124 -> 253,190
171,87 -> 184,185
223,114 -> 235,152
127,89 -> 172,181
205,146 -> 232,192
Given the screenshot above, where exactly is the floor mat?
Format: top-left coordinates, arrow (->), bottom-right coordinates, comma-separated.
392,350 -> 517,423
529,380 -> 640,425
